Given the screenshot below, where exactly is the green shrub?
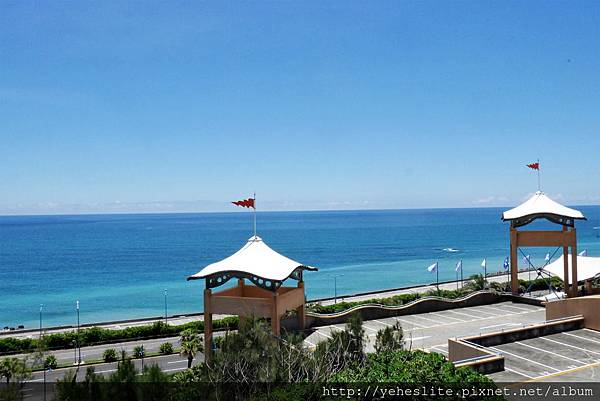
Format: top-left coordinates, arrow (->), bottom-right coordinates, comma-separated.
374,321 -> 403,353
132,345 -> 145,359
0,316 -> 239,355
159,342 -> 174,355
103,348 -> 118,362
44,355 -> 58,370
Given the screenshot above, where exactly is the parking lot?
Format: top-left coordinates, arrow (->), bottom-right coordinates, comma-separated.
485,328 -> 600,382
304,301 -> 546,353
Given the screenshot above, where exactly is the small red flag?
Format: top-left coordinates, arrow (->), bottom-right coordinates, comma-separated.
232,198 -> 255,209
526,162 -> 539,170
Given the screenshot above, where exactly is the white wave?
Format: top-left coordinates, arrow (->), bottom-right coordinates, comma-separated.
443,248 -> 460,253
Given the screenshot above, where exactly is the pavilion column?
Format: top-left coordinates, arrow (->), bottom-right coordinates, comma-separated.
571,228 -> 578,297
204,288 -> 213,364
237,279 -> 247,328
510,227 -> 519,295
297,280 -> 306,330
562,225 -> 570,298
271,291 -> 280,336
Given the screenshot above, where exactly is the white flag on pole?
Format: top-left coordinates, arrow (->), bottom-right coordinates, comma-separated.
579,249 -> 588,256
481,259 -> 486,269
545,253 -> 550,262
427,262 -> 438,273
455,260 -> 462,272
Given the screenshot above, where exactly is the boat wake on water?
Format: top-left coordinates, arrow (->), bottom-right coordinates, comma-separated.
442,248 -> 460,252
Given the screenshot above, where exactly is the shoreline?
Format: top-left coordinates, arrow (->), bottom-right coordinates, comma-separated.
1,269 -> 540,338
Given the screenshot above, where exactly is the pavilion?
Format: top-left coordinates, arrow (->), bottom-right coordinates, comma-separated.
502,191 -> 586,297
188,235 -> 317,361
544,255 -> 600,295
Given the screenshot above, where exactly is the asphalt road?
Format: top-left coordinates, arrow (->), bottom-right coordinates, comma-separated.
14,336 -> 183,366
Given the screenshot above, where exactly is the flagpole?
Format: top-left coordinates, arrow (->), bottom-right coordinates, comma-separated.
436,262 -> 439,294
460,259 -> 463,289
483,259 -> 487,289
253,192 -> 257,237
456,268 -> 458,290
537,158 -> 541,192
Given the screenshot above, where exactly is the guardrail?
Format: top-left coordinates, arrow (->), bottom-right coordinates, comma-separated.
305,290 -> 509,326
448,315 -> 585,374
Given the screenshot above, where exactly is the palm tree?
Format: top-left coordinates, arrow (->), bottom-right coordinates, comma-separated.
0,357 -> 30,384
179,329 -> 202,369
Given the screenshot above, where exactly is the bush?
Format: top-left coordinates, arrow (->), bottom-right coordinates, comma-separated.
159,342 -> 174,355
0,316 -> 239,355
102,348 -> 118,362
374,321 -> 403,353
132,345 -> 145,359
44,355 -> 58,370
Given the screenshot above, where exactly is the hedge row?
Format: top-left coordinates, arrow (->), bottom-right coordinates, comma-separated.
306,288 -> 468,314
0,316 -> 238,355
307,276 -> 563,314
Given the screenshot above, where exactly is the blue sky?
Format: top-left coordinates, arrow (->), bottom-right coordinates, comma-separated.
1,1 -> 599,215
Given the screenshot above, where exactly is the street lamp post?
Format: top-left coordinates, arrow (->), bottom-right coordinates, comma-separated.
76,300 -> 81,364
332,275 -> 344,304
164,289 -> 168,324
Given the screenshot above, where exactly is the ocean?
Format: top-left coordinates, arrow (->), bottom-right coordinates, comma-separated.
2,207 -> 600,329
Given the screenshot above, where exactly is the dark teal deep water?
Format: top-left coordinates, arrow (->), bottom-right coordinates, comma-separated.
2,207 -> 600,328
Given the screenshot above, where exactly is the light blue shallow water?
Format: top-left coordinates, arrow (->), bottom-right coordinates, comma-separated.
1,207 -> 600,328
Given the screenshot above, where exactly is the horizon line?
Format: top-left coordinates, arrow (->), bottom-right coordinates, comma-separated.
2,203 -> 600,219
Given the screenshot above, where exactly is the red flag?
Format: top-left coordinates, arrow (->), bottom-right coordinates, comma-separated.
232,198 -> 255,209
526,162 -> 539,170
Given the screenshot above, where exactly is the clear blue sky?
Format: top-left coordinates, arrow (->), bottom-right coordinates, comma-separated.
1,1 -> 599,215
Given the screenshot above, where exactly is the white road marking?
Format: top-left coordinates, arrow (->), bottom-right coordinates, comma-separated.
163,367 -> 187,372
480,323 -> 521,330
514,341 -> 586,365
562,332 -> 600,345
362,324 -> 379,333
429,346 -> 448,354
499,304 -> 535,312
395,318 -> 428,328
489,346 -> 560,372
504,367 -> 534,379
428,312 -> 465,322
167,360 -> 187,364
303,338 -> 315,347
406,335 -> 431,342
466,306 -> 505,317
443,309 -> 481,319
478,305 -> 527,315
373,319 -> 393,327
537,337 -> 600,356
410,314 -> 445,325
583,328 -> 600,336
95,369 -> 117,374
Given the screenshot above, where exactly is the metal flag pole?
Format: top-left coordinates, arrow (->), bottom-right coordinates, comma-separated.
76,300 -> 81,364
537,159 -> 541,192
253,192 -> 257,237
436,262 -> 439,294
456,268 -> 458,290
460,259 -> 463,288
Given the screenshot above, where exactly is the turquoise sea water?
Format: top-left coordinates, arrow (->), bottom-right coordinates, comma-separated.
2,207 -> 600,328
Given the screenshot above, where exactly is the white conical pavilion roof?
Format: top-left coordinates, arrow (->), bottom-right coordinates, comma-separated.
544,255 -> 600,284
188,236 -> 316,282
502,191 -> 585,226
